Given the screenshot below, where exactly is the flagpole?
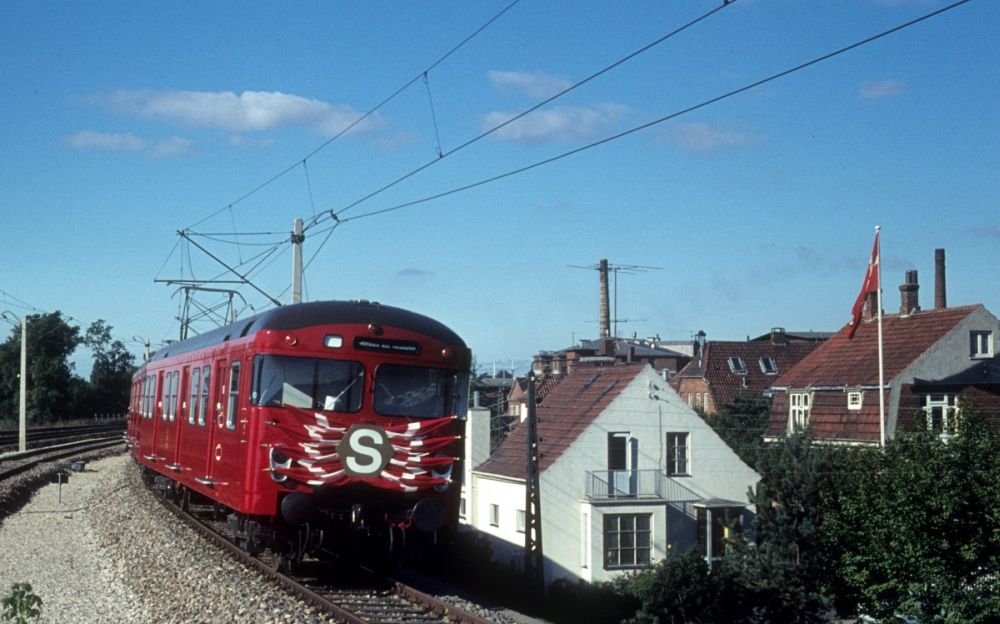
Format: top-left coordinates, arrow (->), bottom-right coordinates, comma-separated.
876,225 -> 885,447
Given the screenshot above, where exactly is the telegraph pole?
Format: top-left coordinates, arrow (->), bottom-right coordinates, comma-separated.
18,316 -> 26,452
291,217 -> 304,304
523,373 -> 544,594
3,312 -> 28,452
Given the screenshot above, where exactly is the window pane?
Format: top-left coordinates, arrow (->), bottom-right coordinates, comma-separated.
374,364 -> 461,418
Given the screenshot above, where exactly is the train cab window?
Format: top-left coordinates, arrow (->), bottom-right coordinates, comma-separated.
374,364 -> 468,419
189,368 -> 202,425
199,366 -> 210,426
226,362 -> 241,430
251,355 -> 364,413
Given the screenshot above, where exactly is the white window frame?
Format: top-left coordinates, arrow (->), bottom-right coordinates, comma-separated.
789,392 -> 811,433
759,356 -> 779,375
516,509 -> 526,533
728,356 -> 748,374
666,432 -> 690,476
847,391 -> 863,411
970,330 -> 994,359
923,394 -> 958,432
489,503 -> 500,527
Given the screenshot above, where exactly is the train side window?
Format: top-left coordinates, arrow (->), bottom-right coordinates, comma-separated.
141,377 -> 148,418
199,367 -> 210,427
150,376 -> 158,420
165,371 -> 177,422
189,368 -> 201,425
226,362 -> 240,430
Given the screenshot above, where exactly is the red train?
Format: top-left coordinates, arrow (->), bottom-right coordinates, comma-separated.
127,300 -> 471,566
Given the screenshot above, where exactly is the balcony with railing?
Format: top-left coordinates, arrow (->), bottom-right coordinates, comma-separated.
585,469 -> 664,500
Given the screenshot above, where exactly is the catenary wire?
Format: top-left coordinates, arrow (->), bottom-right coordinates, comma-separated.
320,0 -> 735,226
335,0 -> 973,224
183,0 -> 522,231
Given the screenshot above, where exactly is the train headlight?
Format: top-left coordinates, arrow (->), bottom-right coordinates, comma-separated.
323,334 -> 343,348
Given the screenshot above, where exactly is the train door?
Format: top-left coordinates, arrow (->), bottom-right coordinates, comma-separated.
150,370 -> 165,460
155,370 -> 179,464
202,358 -> 228,483
209,357 -> 245,506
168,367 -> 189,470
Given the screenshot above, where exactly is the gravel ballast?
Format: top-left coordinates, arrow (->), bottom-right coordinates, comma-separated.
0,453 -> 535,623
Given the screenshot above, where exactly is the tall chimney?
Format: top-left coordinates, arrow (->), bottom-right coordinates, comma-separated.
934,249 -> 947,309
599,258 -> 611,338
899,269 -> 920,315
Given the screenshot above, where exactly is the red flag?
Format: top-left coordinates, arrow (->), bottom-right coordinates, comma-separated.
848,231 -> 880,339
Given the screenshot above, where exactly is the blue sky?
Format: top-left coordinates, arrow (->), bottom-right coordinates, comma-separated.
1,0 -> 997,375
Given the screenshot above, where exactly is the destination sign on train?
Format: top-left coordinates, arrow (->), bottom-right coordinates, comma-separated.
353,337 -> 422,355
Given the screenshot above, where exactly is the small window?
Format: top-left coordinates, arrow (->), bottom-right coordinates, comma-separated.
728,356 -> 747,374
924,394 -> 958,432
666,432 -> 689,476
516,509 -> 526,533
489,504 -> 500,527
970,331 -> 994,359
226,362 -> 241,430
847,391 -> 863,411
759,357 -> 778,375
459,498 -> 466,518
789,392 -> 811,432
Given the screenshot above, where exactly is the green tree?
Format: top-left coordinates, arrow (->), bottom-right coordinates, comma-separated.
0,312 -> 79,425
706,394 -> 771,468
616,548 -> 746,623
827,401 -> 1000,622
80,319 -> 136,415
721,433 -> 846,623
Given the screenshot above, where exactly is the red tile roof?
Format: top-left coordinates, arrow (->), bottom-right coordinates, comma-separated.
766,305 -> 982,441
775,305 -> 979,388
673,340 -> 818,407
475,363 -> 644,480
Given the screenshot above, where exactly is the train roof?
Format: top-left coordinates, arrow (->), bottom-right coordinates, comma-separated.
147,300 -> 466,363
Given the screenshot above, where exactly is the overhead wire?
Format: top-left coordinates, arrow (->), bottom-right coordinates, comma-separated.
316,0 -> 735,228
334,0 -> 973,225
183,0 -> 522,232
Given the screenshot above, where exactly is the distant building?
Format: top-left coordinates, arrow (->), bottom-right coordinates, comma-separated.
466,363 -> 759,589
766,256 -> 1000,444
532,336 -> 691,381
670,328 -> 822,415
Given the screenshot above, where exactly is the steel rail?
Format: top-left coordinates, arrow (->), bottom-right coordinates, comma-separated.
156,486 -> 494,624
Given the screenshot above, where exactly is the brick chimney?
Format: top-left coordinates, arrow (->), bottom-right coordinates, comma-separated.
599,258 -> 611,338
934,249 -> 947,309
899,269 -> 920,315
863,290 -> 879,321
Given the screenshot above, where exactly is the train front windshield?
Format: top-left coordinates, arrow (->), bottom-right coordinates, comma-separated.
374,364 -> 468,419
252,355 -> 364,413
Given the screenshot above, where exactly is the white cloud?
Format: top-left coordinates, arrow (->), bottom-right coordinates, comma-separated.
65,130 -> 147,151
487,70 -> 572,99
482,104 -> 630,144
89,89 -> 383,137
65,130 -> 196,157
859,80 -> 907,100
661,122 -> 758,151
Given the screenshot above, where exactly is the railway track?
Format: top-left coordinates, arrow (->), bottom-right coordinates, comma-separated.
0,422 -> 126,451
154,484 -> 497,624
0,437 -> 126,482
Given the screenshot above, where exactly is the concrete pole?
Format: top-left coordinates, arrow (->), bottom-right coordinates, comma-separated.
19,316 -> 27,452
291,217 -> 304,304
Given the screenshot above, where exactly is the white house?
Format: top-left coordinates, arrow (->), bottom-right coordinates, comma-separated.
466,363 -> 760,588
